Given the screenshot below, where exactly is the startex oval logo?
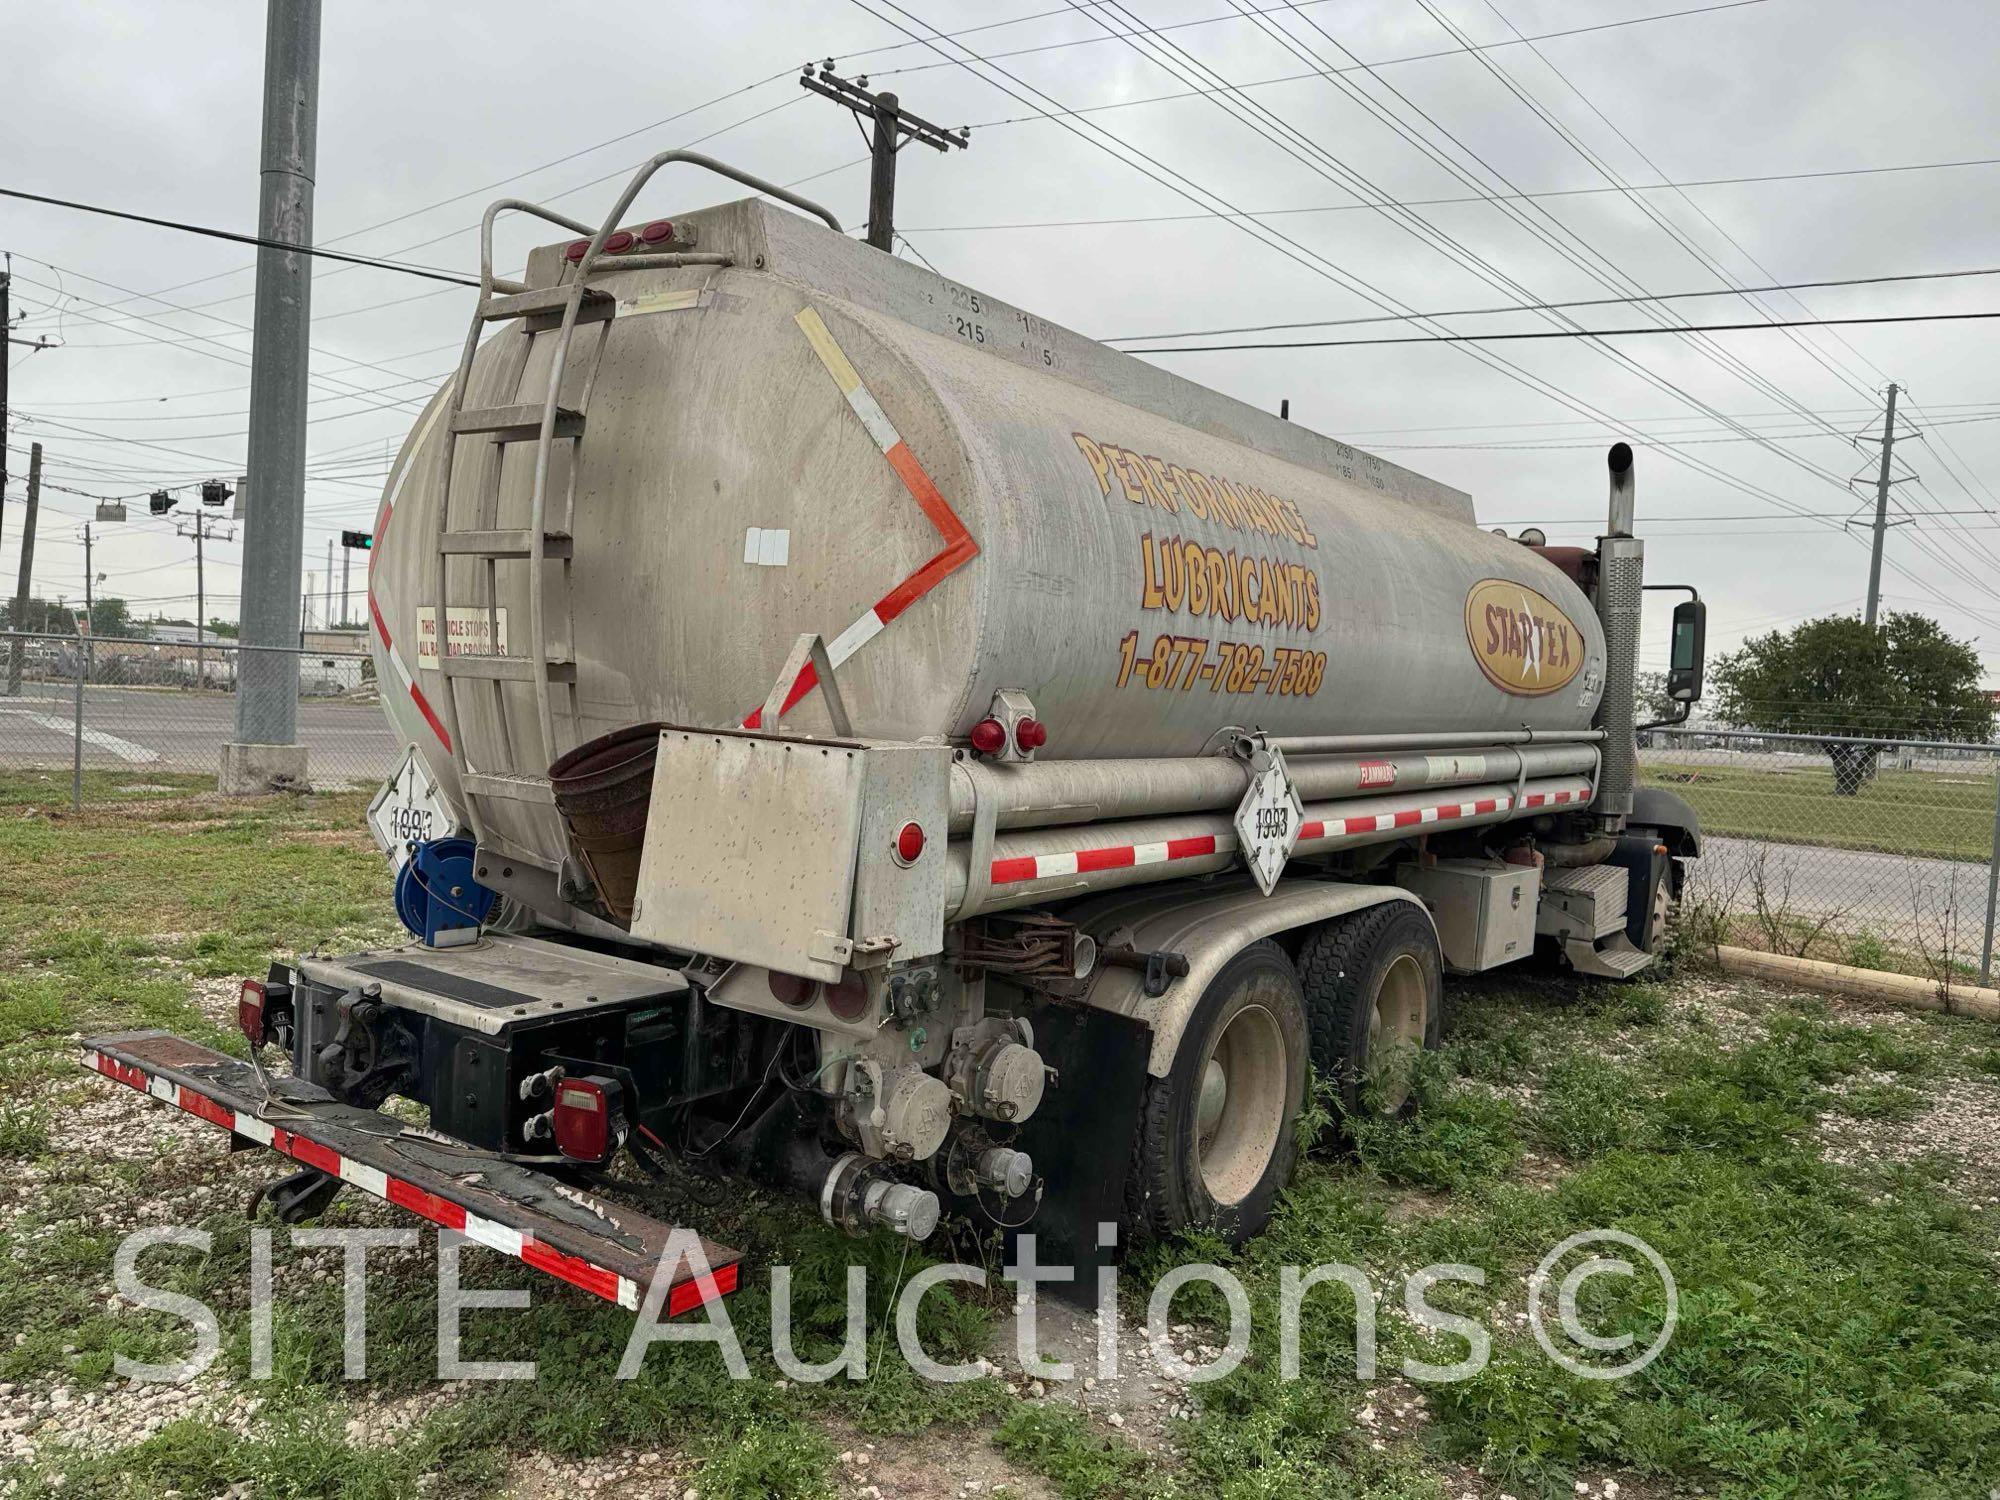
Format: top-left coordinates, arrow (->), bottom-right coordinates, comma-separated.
1464,578 -> 1585,697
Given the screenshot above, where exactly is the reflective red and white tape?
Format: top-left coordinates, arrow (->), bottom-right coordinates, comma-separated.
81,1048 -> 736,1317
1297,782 -> 1588,841
367,400 -> 454,751
741,306 -> 980,729
987,781 -> 1592,886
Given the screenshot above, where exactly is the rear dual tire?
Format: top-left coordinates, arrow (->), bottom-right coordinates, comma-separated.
1126,940 -> 1308,1245
1126,901 -> 1445,1245
1299,902 -> 1444,1120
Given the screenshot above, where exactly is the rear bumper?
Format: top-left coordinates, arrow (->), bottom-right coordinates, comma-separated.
81,1030 -> 741,1318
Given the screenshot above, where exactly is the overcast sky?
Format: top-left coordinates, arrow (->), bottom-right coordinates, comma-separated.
5,0 -> 1998,680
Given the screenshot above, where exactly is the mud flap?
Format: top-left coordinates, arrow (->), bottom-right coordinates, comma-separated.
81,1030 -> 739,1317
1005,1004 -> 1152,1305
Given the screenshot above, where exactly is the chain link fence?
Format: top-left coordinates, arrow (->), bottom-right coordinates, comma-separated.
0,629 -> 398,802
1642,717 -> 2000,984
4,630 -> 1997,983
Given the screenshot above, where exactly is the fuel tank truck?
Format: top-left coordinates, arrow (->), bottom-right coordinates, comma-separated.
85,153 -> 1709,1317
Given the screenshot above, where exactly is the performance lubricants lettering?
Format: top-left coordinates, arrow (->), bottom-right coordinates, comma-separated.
1073,431 -> 1328,699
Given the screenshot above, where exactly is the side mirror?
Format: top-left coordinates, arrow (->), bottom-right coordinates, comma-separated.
1667,598 -> 1706,703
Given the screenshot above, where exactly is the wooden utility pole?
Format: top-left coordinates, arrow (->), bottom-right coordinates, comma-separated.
799,64 -> 968,252
7,442 -> 41,695
177,511 -> 232,690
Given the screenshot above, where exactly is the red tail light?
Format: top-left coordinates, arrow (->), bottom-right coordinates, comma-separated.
553,1077 -> 623,1162
640,219 -> 675,244
1014,718 -> 1047,752
824,973 -> 870,1021
969,718 -> 1006,754
564,239 -> 590,262
768,970 -> 816,1008
238,979 -> 267,1047
894,821 -> 926,865
604,229 -> 635,254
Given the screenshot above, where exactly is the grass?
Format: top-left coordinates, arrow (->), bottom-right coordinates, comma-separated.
5,773 -> 2000,1498
1643,755 -> 1996,863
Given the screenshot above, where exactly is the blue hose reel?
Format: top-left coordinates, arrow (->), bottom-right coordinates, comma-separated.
394,837 -> 497,946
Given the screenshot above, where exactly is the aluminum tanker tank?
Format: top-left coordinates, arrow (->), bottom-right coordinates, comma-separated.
366,197 -> 1605,864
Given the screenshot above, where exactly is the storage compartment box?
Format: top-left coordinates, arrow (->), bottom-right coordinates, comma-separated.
1396,858 -> 1541,973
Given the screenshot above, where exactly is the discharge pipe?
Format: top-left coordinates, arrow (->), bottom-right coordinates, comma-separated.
947,774 -> 1595,919
949,742 -> 1599,835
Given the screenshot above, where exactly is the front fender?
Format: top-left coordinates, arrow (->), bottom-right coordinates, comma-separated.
1629,785 -> 1702,855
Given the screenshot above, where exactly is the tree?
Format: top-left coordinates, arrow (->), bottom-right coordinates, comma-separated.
1711,611 -> 1994,793
1634,670 -> 1677,725
89,598 -> 144,640
0,596 -> 77,634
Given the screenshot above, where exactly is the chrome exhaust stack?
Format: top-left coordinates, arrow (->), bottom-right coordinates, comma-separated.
1594,443 -> 1643,826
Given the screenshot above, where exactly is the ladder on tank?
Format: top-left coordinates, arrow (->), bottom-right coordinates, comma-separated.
424,153 -> 845,865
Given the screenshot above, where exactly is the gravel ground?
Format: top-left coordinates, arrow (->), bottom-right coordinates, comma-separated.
7,948 -> 1997,1496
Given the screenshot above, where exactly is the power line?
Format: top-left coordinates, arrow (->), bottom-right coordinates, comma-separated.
1071,0 -> 1859,506
1124,310 -> 2000,351
1368,421 -> 2000,452
1336,402 -> 2000,439
895,154 -> 2000,232
1208,0 -> 1860,492
870,0 -> 1769,83
841,0 -> 1857,551
0,188 -> 481,285
84,2 -> 1080,322
1474,0 -> 1889,405
1106,264 -> 2000,345
1483,508 -> 1992,526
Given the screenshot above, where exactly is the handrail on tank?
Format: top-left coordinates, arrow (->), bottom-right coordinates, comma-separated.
576,152 -> 844,265
476,199 -> 596,295
483,155 -> 844,779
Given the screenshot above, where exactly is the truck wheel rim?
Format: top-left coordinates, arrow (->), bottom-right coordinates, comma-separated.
1196,1003 -> 1287,1205
1365,953 -> 1428,1112
1648,874 -> 1674,954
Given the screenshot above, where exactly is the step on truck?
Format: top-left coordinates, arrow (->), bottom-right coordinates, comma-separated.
86,152 -> 1709,1317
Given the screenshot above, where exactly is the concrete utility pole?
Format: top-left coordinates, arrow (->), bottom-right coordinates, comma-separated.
1,264 -> 10,570
81,521 -> 96,677
6,443 -> 41,695
1863,382 -> 1900,629
339,541 -> 351,628
224,0 -> 321,793
72,521 -> 90,812
799,65 -> 968,252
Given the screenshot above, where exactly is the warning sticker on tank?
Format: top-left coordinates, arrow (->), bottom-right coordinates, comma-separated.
1464,579 -> 1584,697
617,288 -> 710,318
1425,753 -> 1488,783
1357,759 -> 1398,788
415,606 -> 509,666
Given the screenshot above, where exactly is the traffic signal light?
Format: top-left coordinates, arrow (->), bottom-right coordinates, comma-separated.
340,530 -> 373,550
200,479 -> 232,507
149,490 -> 175,516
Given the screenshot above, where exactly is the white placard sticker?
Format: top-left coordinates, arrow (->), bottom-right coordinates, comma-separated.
1425,752 -> 1488,783
742,527 -> 791,567
415,606 -> 509,666
1235,750 -> 1305,897
367,747 -> 462,867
